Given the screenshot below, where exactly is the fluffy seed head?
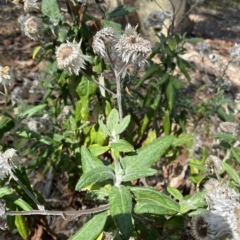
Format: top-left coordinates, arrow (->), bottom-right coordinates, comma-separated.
3,149 -> 22,169
92,27 -> 119,58
191,213 -> 232,240
0,66 -> 13,86
18,15 -> 44,41
56,40 -> 90,75
115,24 -> 152,66
217,122 -> 239,137
205,155 -> 222,174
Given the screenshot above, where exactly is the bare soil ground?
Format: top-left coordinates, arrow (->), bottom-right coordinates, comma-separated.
0,0 -> 240,239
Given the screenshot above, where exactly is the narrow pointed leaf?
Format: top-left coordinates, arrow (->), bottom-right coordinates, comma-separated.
15,215 -> 29,239
81,146 -> 103,173
75,166 -> 115,190
69,211 -> 107,240
109,186 -> 133,238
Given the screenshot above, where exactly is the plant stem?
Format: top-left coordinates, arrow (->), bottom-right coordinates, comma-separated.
115,69 -> 123,121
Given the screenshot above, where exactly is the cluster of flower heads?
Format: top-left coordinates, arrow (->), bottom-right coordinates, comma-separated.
191,179 -> 240,240
0,149 -> 22,179
92,24 -> 152,67
0,66 -> 13,86
143,10 -> 173,32
11,0 -> 38,13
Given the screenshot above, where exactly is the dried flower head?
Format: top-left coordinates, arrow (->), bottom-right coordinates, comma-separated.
57,106 -> 73,124
0,66 -> 13,86
115,24 -> 152,66
2,149 -> 22,169
205,179 -> 239,208
23,0 -> 38,12
27,119 -> 45,133
56,40 -> 89,75
92,27 -> 119,58
205,155 -> 222,174
195,42 -> 211,54
217,122 -> 239,137
191,212 -> 232,240
143,11 -> 165,31
0,200 -> 6,218
0,152 -> 11,179
230,43 -> 240,64
18,15 -> 44,41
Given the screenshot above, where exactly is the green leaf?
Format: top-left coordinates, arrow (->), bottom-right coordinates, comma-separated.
89,145 -> 110,156
167,187 -> 183,200
172,134 -> 193,146
0,188 -> 33,211
103,20 -> 122,32
166,83 -> 174,110
232,148 -> 240,165
122,168 -> 157,182
176,57 -> 191,82
15,215 -> 29,239
130,187 -> 179,213
167,37 -> 177,51
121,136 -> 174,181
170,76 -> 185,89
163,110 -> 170,135
108,5 -> 137,19
81,146 -> 104,173
20,104 -> 47,118
69,211 -> 107,240
75,166 -> 115,190
109,186 -> 133,238
134,199 -> 177,215
115,115 -> 131,135
107,109 -> 119,133
0,117 -> 14,139
179,192 -> 205,214
32,46 -> 41,59
99,118 -> 111,136
222,161 -> 240,183
135,64 -> 160,89
110,140 -> 135,153
16,130 -> 51,145
41,0 -> 61,23
186,37 -> 203,43
76,77 -> 97,98
213,133 -> 237,142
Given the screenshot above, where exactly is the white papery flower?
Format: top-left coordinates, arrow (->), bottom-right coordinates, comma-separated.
18,15 -> 44,41
115,24 -> 152,66
0,66 -> 13,86
56,40 -> 90,75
